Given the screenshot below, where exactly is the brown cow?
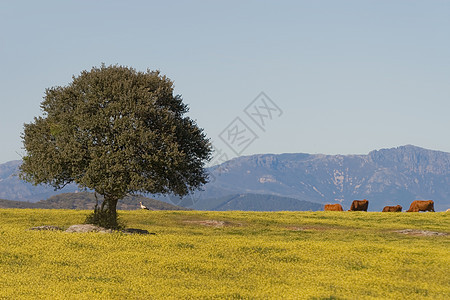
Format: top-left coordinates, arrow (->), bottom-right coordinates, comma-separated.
406,200 -> 435,212
324,204 -> 343,211
348,199 -> 369,211
382,205 -> 402,212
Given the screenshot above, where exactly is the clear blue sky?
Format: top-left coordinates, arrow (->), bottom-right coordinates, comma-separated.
1,0 -> 449,164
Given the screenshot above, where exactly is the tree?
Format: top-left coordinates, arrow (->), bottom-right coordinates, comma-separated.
20,64 -> 212,228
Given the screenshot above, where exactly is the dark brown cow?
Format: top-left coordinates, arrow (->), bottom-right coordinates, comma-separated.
348,199 -> 369,211
382,205 -> 402,212
406,200 -> 435,212
324,204 -> 343,211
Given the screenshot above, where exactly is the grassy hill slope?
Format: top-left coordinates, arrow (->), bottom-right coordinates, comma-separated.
0,199 -> 37,209
0,192 -> 187,210
0,209 -> 448,299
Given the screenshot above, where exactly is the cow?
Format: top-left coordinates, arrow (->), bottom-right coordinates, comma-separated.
382,205 -> 402,212
348,199 -> 369,211
406,200 -> 435,212
324,204 -> 343,211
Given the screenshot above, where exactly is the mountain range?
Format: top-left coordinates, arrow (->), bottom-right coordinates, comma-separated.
1,145 -> 449,211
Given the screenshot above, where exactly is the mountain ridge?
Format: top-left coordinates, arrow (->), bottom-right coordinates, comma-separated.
1,145 -> 449,211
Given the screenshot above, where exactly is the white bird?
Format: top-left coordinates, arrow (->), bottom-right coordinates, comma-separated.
139,202 -> 149,210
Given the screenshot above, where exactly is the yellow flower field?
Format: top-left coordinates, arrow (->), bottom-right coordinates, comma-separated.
0,209 -> 449,299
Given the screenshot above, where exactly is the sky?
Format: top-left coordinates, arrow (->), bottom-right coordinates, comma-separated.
1,0 -> 449,165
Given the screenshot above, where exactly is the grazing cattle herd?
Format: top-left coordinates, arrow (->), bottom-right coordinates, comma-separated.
324,199 -> 439,212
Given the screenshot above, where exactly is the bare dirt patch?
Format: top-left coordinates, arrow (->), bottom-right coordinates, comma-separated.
184,220 -> 238,228
285,225 -> 340,231
285,226 -> 304,231
394,229 -> 448,236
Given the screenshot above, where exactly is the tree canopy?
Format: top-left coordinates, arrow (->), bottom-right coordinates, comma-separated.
20,65 -> 212,228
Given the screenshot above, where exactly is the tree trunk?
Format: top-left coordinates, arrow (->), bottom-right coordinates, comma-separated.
102,194 -> 118,221
86,193 -> 120,229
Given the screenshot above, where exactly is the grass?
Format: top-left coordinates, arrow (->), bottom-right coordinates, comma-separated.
0,209 -> 449,299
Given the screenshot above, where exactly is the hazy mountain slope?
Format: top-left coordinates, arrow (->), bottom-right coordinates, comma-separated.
196,193 -> 323,211
0,160 -> 79,202
199,194 -> 323,211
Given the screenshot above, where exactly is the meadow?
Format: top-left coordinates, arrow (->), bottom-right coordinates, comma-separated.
0,209 -> 449,299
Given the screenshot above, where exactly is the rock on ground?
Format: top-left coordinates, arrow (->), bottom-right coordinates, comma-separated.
65,224 -> 112,233
29,224 -> 154,234
122,228 -> 153,235
30,225 -> 63,231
